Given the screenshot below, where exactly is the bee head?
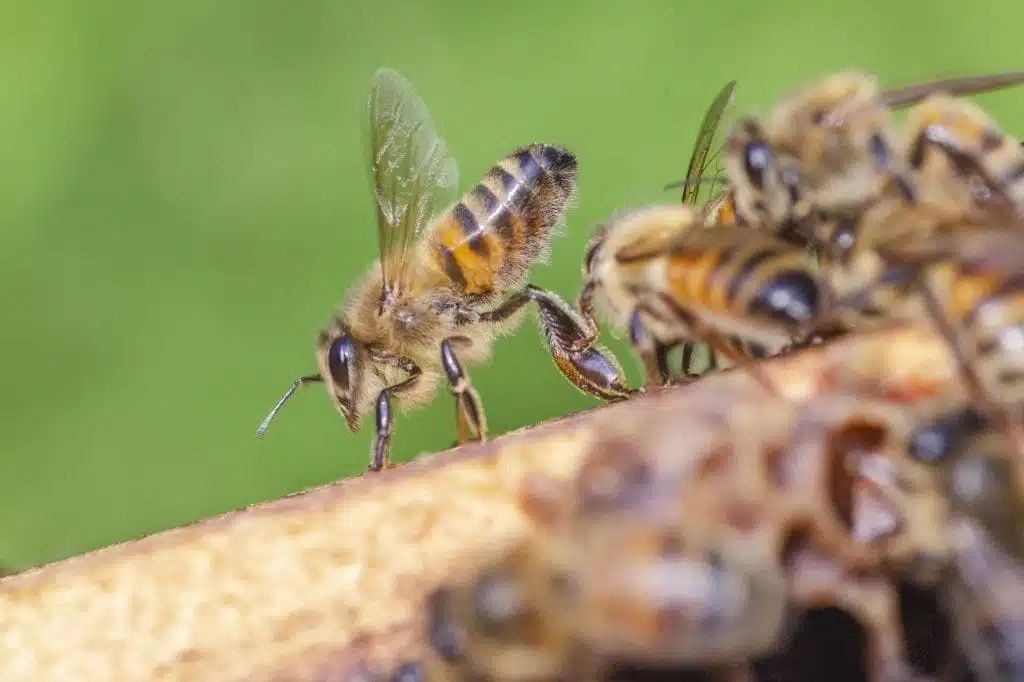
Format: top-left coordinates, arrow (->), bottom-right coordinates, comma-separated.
317,326 -> 361,431
909,408 -> 1024,555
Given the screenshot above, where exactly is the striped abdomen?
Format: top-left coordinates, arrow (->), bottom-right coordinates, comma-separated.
943,265 -> 1024,404
905,94 -> 1024,213
430,143 -> 578,297
665,229 -> 822,337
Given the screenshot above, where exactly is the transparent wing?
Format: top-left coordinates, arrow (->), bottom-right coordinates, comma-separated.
878,71 -> 1024,110
365,68 -> 459,296
663,80 -> 737,204
682,80 -> 737,205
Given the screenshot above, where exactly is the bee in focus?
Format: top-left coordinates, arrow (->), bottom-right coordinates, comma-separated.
579,204 -> 825,390
256,68 -> 632,471
724,70 -> 1024,242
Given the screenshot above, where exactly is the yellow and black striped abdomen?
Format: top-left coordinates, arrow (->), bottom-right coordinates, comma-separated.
430,143 -> 578,296
666,233 -> 821,336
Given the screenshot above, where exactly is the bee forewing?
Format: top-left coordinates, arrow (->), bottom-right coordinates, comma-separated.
680,80 -> 738,206
878,70 -> 1024,110
365,68 -> 460,293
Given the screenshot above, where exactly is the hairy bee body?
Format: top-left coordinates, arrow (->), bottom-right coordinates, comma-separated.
329,143 -> 578,426
258,69 -> 632,470
423,144 -> 578,300
905,93 -> 1024,217
581,204 -> 824,387
897,414 -> 1024,682
822,228 -> 1024,415
725,70 -> 1024,245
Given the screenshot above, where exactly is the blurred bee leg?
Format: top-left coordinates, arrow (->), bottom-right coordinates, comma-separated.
526,285 -> 638,401
913,279 -> 1017,439
628,308 -> 672,388
368,362 -> 423,472
696,326 -> 782,398
440,336 -> 487,445
622,303 -> 679,385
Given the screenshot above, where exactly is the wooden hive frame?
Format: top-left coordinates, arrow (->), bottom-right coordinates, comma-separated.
0,325 -> 959,682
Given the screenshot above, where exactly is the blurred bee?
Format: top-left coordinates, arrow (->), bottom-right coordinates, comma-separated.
579,204 -> 826,390
559,81 -> 740,391
256,68 -> 632,471
893,408 -> 1024,682
516,384 -> 942,682
804,85 -> 1024,337
821,227 -> 1024,447
724,70 -> 1024,242
423,541 -> 576,682
577,81 -> 824,390
661,80 -> 749,378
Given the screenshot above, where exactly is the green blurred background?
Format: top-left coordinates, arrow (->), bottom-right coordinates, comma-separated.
3,0 -> 1023,567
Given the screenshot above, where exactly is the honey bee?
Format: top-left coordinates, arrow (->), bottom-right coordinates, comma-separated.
256,68 -> 632,471
803,85 -> 1024,333
893,409 -> 1024,682
423,541 -> 577,682
724,70 -> 1024,241
555,81 -> 741,391
516,384 -> 941,682
578,204 -> 826,390
821,227 -> 1024,444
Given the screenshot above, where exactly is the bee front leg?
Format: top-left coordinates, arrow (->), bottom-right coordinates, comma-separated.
440,336 -> 487,445
367,353 -> 422,472
526,285 -> 638,402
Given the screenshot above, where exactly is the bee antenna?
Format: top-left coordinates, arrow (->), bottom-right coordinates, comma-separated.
255,374 -> 323,438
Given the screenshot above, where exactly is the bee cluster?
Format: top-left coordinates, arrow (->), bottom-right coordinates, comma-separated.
260,68 -> 1024,682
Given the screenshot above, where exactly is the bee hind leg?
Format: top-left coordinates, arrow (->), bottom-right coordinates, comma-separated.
440,336 -> 487,445
526,285 -> 639,402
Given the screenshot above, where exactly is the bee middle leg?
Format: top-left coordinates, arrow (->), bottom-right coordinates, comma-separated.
440,336 -> 487,445
525,285 -> 638,401
627,309 -> 672,388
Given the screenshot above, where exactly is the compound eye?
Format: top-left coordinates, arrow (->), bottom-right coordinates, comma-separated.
743,140 -> 771,189
908,408 -> 986,463
327,334 -> 357,391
